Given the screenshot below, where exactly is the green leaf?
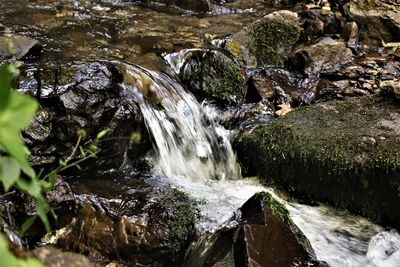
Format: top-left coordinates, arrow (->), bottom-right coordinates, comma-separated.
0,234 -> 44,267
0,65 -> 12,112
15,177 -> 41,198
0,156 -> 20,191
96,128 -> 110,140
0,128 -> 35,178
0,141 -> 5,151
21,216 -> 37,234
0,91 -> 38,131
36,197 -> 51,233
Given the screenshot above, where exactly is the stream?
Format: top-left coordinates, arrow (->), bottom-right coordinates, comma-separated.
120,62 -> 400,267
1,0 -> 400,266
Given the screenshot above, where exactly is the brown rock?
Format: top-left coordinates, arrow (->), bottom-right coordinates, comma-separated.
343,0 -> 400,44
299,38 -> 353,77
33,246 -> 95,267
342,22 -> 359,47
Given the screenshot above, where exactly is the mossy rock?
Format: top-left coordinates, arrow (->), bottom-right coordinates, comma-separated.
226,10 -> 302,67
155,189 -> 199,257
178,49 -> 246,105
235,96 -> 400,229
343,0 -> 399,44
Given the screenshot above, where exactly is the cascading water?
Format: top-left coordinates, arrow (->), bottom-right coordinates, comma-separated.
120,61 -> 400,267
121,63 -> 240,183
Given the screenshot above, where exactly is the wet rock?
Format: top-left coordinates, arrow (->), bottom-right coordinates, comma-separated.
170,49 -> 246,105
343,0 -> 400,44
56,188 -> 198,266
185,192 -> 323,267
18,62 -> 147,168
235,96 -> 400,229
248,68 -> 319,106
342,22 -> 359,48
150,0 -> 212,12
380,79 -> 400,99
224,10 -> 302,67
33,246 -> 95,267
296,38 -> 353,77
220,100 -> 274,130
0,35 -> 42,61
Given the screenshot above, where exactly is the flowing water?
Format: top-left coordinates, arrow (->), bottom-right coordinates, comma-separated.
121,63 -> 400,267
2,0 -> 400,265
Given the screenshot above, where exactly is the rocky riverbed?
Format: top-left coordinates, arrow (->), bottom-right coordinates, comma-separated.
1,0 -> 400,266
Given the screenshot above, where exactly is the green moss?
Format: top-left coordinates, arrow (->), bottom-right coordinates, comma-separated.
256,192 -> 292,225
236,96 -> 400,228
250,18 -> 301,66
155,189 -> 198,257
180,50 -> 246,104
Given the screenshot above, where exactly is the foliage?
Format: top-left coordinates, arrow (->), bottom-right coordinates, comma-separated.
0,62 -> 54,232
0,235 -> 44,267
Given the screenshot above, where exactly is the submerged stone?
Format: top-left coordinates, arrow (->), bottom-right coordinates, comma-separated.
235,96 -> 400,229
150,0 -> 212,12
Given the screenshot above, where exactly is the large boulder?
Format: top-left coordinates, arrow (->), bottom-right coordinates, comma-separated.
167,49 -> 247,105
18,62 -> 149,168
1,169 -> 199,266
56,187 -> 198,266
235,96 -> 400,229
343,0 -> 400,44
224,10 -> 302,67
184,192 -> 324,267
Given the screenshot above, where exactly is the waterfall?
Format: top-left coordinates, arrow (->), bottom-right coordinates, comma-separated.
119,62 -> 400,266
120,63 -> 240,183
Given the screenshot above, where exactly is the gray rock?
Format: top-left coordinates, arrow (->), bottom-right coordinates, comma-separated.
299,38 -> 353,77
224,10 -> 302,67
0,35 -> 42,61
343,0 -> 400,44
248,68 -> 319,106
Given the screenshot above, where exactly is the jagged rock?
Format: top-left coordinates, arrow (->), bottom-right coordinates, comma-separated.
184,192 -> 325,267
0,35 -> 42,61
224,10 -> 302,67
342,22 -> 359,48
343,0 -> 400,44
248,68 -> 319,107
296,38 -> 353,77
169,49 -> 246,105
235,96 -> 400,229
18,62 -> 148,168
